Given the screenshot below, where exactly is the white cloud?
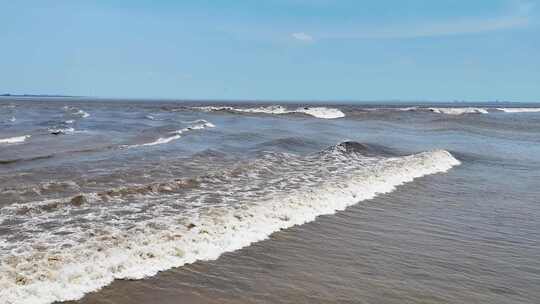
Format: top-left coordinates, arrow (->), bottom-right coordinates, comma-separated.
291,32 -> 314,42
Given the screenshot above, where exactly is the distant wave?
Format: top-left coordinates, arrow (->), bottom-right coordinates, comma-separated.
145,114 -> 168,121
140,134 -> 183,147
365,106 -> 540,115
0,142 -> 459,304
76,110 -> 90,118
194,105 -> 345,119
295,107 -> 345,119
0,135 -> 30,144
63,106 -> 90,118
128,120 -> 215,148
351,107 -> 490,115
426,107 -> 489,115
0,116 -> 16,124
48,127 -> 75,135
496,108 -> 540,113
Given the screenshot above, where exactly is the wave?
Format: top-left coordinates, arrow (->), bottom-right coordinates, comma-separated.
496,108 -> 540,113
254,137 -> 322,152
48,127 -> 75,135
0,135 -> 30,144
0,142 -> 460,304
323,141 -> 402,157
295,107 -> 346,119
193,105 -> 345,119
127,120 -> 215,148
348,107 -> 491,115
140,134 -> 182,146
0,116 -> 16,125
145,114 -> 169,121
63,106 -> 90,118
0,154 -> 54,165
426,107 -> 489,115
75,110 -> 90,118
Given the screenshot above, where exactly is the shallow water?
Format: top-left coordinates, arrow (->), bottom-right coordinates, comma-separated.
1,98 -> 539,304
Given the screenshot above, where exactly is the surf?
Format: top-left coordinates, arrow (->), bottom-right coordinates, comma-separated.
0,142 -> 460,304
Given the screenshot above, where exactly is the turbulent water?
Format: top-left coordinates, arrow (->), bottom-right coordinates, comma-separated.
1,98 -> 539,304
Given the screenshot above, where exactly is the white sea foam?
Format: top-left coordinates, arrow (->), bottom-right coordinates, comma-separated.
48,127 -> 75,135
0,148 -> 459,304
141,134 -> 182,146
75,110 -> 90,118
194,105 -> 345,119
397,107 -> 419,111
427,107 -> 489,115
496,108 -> 540,113
295,107 -> 346,119
63,106 -> 90,118
129,120 -> 215,148
0,135 -> 30,144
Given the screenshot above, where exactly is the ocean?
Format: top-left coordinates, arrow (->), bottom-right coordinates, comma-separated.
1,98 -> 539,304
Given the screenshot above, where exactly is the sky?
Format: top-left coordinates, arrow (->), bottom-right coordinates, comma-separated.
1,0 -> 539,102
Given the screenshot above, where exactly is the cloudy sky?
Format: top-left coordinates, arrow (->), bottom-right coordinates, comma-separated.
1,0 -> 538,101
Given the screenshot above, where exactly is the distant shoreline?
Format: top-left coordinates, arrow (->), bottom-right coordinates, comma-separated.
1,94 -> 79,98
0,94 -> 536,105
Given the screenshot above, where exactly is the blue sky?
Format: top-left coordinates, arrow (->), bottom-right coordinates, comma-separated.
1,0 -> 539,102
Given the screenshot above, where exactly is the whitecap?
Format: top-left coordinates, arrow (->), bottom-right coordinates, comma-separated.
427,107 -> 489,115
49,127 -> 75,135
127,120 -> 215,148
63,106 -> 90,118
0,135 -> 30,144
75,110 -> 90,118
496,108 -> 540,113
295,107 -> 345,119
141,134 -> 182,146
193,105 -> 345,119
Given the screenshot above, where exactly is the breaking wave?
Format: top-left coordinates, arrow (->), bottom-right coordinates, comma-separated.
0,135 -> 30,145
426,107 -> 489,115
496,108 -> 540,113
48,127 -> 75,135
193,105 -> 345,119
350,107 -> 490,115
127,120 -> 215,148
0,142 -> 459,304
63,106 -> 90,119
